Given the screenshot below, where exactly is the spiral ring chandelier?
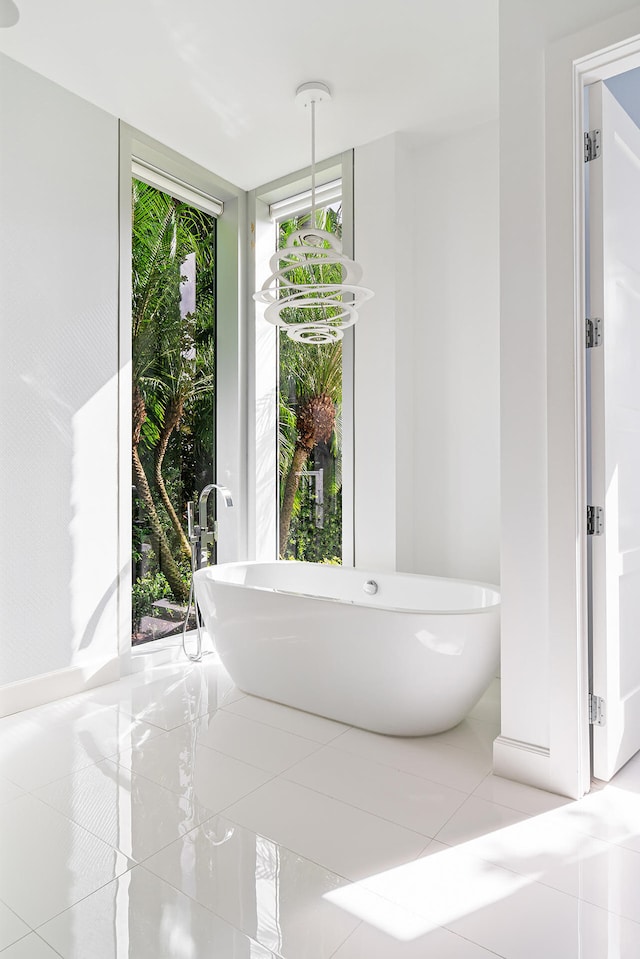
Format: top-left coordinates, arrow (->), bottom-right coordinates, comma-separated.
254,81 -> 373,344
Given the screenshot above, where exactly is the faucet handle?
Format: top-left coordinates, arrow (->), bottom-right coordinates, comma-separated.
186,501 -> 195,540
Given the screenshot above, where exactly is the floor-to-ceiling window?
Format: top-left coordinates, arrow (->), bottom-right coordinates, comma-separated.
131,176 -> 216,645
276,201 -> 344,563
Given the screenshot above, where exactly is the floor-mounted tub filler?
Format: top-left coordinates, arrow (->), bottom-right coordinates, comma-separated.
194,561 -> 500,736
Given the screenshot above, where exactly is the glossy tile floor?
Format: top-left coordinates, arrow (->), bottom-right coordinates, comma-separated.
2,659 -> 640,957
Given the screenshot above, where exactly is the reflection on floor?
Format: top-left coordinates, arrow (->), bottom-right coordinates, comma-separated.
1,660 -> 640,957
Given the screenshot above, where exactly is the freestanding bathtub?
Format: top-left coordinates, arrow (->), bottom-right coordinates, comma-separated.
193,561 -> 500,736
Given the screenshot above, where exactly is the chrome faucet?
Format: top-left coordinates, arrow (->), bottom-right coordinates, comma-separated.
196,483 -> 233,566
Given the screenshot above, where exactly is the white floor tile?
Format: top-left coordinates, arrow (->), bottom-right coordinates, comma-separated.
0,700 -> 163,792
25,694 -> 128,729
448,874 -> 640,959
39,702 -> 163,756
547,782 -> 640,854
460,812 -> 640,925
435,794 -> 531,845
38,867 -> 278,959
324,874 -> 503,957
283,745 -> 468,837
0,901 -> 30,952
0,720 -> 101,792
194,709 -> 322,773
34,759 -> 216,863
224,693 -> 349,743
430,717 -> 500,757
116,723 -> 273,810
332,727 -> 492,793
0,794 -> 133,928
144,816 -> 361,959
467,678 -> 500,723
332,920 -> 500,958
0,777 -> 23,806
355,839 -> 530,927
473,773 -> 571,815
79,660 -> 237,730
224,778 -> 427,881
0,934 -> 62,958
13,659 -> 640,959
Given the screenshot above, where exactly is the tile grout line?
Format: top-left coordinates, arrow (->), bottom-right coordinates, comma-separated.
226,773 -> 437,853
31,930 -> 66,958
31,861 -> 137,940
277,761 -> 468,842
219,697 -> 352,743
134,855 -> 352,958
205,703 -> 350,750
30,769 -> 220,870
325,919 -> 364,958
289,737 -> 489,796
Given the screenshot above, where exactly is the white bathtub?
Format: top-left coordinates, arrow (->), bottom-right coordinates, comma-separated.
193,561 -> 500,736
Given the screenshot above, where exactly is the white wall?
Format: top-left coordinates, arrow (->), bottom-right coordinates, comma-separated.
412,122 -> 500,586
496,0 -> 552,771
354,134 -> 414,571
354,127 -> 500,586
0,54 -> 119,708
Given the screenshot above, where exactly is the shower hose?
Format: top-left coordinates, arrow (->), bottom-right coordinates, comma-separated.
181,538 -> 208,663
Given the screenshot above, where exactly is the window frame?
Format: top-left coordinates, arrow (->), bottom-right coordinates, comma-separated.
249,151 -> 355,565
118,123 -> 246,665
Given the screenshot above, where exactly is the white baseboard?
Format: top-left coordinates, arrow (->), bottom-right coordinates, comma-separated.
493,734 -> 553,793
0,658 -> 120,719
129,635 -> 188,673
129,630 -> 217,673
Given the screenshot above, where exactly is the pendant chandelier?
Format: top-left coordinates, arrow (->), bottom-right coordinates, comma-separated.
254,81 -> 373,344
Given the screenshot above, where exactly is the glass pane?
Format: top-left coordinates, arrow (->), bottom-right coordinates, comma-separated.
278,204 -> 343,563
131,178 -> 216,645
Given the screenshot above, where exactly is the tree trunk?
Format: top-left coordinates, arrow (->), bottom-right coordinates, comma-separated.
154,397 -> 191,560
279,444 -> 310,557
132,383 -> 187,603
133,446 -> 189,604
132,382 -> 147,447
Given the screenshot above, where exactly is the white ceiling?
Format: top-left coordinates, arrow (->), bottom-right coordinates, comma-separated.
2,0 -> 639,190
0,0 -> 499,190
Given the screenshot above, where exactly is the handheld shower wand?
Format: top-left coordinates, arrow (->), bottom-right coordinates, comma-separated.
182,484 -> 234,663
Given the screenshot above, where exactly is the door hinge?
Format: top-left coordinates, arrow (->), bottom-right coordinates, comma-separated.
586,316 -> 602,349
587,505 -> 604,536
589,694 -> 606,726
584,129 -> 601,163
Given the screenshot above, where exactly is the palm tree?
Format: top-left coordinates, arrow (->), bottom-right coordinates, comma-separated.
132,381 -> 188,603
277,206 -> 344,558
279,342 -> 342,556
153,342 -> 214,559
131,179 -> 214,605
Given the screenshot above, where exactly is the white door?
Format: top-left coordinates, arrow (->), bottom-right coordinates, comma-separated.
589,80 -> 640,781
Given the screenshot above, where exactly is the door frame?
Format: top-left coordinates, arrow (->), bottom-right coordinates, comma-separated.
544,20 -> 640,797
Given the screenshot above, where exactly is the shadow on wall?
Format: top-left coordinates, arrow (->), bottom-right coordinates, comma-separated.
0,53 -> 120,689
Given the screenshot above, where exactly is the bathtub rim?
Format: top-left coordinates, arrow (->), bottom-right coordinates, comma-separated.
193,560 -> 501,617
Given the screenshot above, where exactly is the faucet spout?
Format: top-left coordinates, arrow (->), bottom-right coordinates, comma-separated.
198,483 -> 234,532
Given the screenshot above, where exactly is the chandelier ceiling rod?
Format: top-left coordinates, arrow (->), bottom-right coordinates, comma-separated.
311,97 -> 316,228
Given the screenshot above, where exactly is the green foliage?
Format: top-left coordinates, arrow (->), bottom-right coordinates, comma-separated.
132,179 -> 216,634
131,570 -> 173,633
278,205 -> 344,562
284,477 -> 342,564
